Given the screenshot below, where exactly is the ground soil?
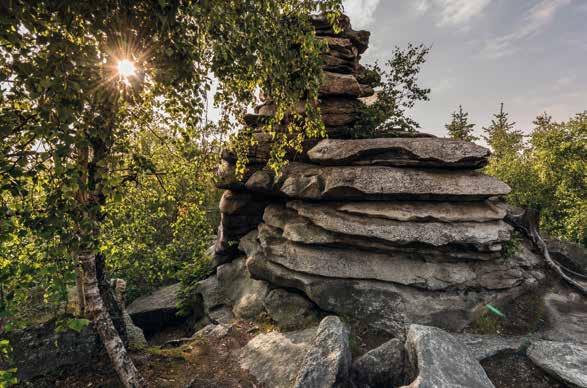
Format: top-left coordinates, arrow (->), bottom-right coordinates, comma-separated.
26,320 -> 264,388
482,352 -> 569,388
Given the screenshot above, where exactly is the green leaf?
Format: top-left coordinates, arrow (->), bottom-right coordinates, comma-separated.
66,318 -> 91,333
485,304 -> 506,319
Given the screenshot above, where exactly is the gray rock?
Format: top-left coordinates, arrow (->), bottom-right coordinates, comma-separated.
127,283 -> 185,336
4,320 -> 102,382
334,200 -> 506,223
527,340 -> 587,387
320,72 -> 373,97
217,258 -> 269,319
246,249 -> 540,336
239,328 -> 317,388
546,237 -> 587,273
352,338 -> 405,387
402,325 -> 495,388
542,289 -> 587,344
277,162 -> 511,201
255,223 -> 530,291
194,323 -> 232,339
294,316 -> 352,388
457,334 -> 527,361
308,138 -> 490,168
284,201 -> 512,251
263,288 -> 320,330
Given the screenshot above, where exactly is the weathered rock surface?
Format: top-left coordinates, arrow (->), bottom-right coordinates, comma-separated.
457,334 -> 527,361
308,138 -> 490,168
127,283 -> 186,336
284,201 -> 512,251
254,223 -> 530,291
333,200 -> 507,223
294,316 -> 352,388
246,249 -> 539,335
277,162 -> 511,201
403,325 -> 495,388
546,237 -> 587,273
4,320 -> 101,382
542,289 -> 587,344
351,338 -> 405,387
320,72 -> 373,98
527,340 -> 587,387
263,288 -> 320,330
239,328 -> 317,388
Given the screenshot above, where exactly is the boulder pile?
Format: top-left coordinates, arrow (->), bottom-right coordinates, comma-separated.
207,15 -> 544,337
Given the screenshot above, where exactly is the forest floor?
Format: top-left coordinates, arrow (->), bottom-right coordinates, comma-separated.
35,320 -> 263,388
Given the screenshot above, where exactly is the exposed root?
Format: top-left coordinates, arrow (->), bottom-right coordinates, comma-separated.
505,208 -> 587,296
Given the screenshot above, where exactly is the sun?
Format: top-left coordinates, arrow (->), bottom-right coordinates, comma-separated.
117,59 -> 136,78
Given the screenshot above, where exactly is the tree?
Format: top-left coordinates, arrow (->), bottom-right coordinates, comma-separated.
0,1 -> 343,385
445,105 -> 477,141
483,103 -> 524,160
351,43 -> 431,137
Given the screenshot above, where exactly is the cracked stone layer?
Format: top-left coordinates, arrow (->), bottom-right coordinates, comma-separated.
277,162 -> 511,201
308,137 -> 490,168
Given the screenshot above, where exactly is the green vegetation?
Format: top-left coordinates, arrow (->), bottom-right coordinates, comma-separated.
350,43 -> 431,137
0,0 -> 344,384
484,106 -> 586,246
446,105 -> 478,142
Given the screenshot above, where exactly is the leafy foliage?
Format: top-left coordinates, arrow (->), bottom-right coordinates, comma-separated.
445,105 -> 478,142
484,108 -> 586,246
350,43 -> 430,137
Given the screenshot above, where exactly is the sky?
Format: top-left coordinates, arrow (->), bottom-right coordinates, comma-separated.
343,0 -> 587,137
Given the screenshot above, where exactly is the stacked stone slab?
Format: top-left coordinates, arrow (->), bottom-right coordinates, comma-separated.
211,15 -> 544,336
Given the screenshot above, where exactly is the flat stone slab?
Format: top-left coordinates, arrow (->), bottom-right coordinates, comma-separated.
242,231 -> 542,336
255,222 -> 533,291
403,325 -> 495,388
527,340 -> 587,387
335,200 -> 506,223
308,138 -> 490,168
285,201 -> 512,250
277,162 -> 511,201
127,283 -> 185,335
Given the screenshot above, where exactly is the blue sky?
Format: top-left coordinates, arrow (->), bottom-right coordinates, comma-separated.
344,0 -> 587,137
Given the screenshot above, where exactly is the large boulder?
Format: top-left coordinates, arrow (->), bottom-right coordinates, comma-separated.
402,325 -> 495,388
127,283 -> 186,336
238,328 -> 317,388
320,72 -> 373,98
294,316 -> 352,388
308,138 -> 490,169
4,320 -> 101,382
276,162 -> 511,201
527,340 -> 587,387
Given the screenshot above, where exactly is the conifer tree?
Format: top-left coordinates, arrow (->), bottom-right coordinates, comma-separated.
483,103 -> 523,159
445,105 -> 477,141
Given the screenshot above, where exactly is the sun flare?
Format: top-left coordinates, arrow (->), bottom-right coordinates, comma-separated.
117,59 -> 135,78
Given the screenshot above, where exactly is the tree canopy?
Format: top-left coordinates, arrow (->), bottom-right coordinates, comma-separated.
446,105 -> 477,142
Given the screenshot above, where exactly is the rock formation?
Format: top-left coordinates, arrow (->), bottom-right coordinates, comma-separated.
207,14 -> 544,337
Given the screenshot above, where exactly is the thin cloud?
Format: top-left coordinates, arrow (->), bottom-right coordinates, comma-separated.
416,0 -> 491,26
481,0 -> 573,59
343,0 -> 382,29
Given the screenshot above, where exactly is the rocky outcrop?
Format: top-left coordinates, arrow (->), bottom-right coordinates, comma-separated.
208,10 -> 545,345
263,288 -> 320,330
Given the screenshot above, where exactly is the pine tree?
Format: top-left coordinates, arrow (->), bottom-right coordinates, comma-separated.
445,105 -> 477,141
483,103 -> 523,159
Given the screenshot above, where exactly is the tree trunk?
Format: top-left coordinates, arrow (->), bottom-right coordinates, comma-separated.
75,266 -> 86,316
80,251 -> 147,388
